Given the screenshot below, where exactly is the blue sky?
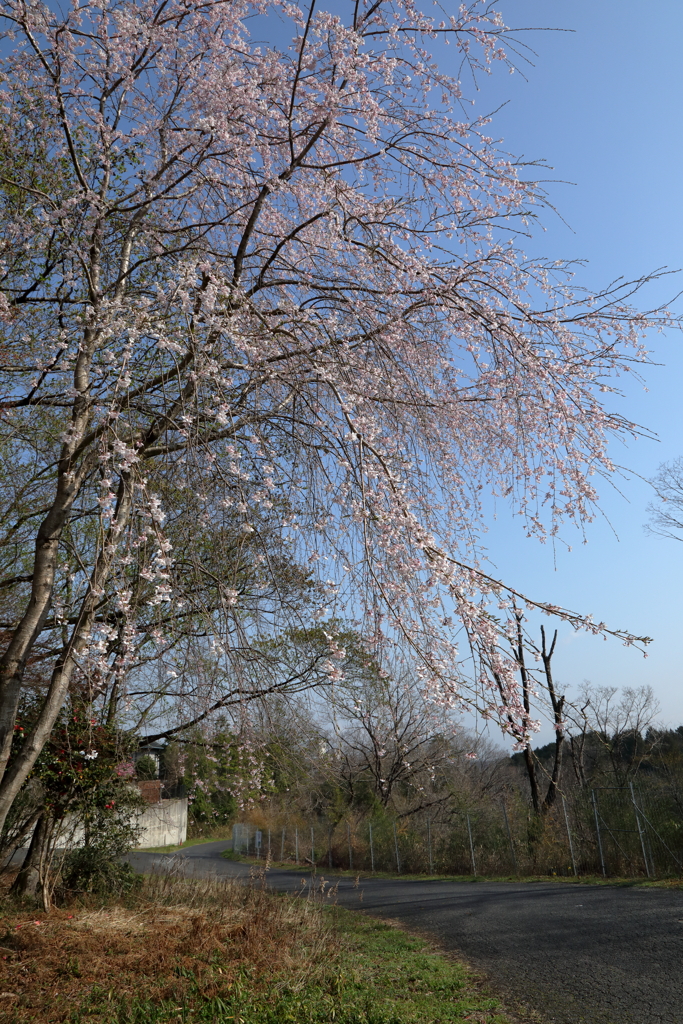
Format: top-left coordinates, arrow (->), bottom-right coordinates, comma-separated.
261,0 -> 683,738
447,0 -> 683,737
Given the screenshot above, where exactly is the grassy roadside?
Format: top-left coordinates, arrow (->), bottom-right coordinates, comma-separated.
195,845 -> 683,889
137,832 -> 683,888
226,860 -> 683,889
138,824 -> 238,854
0,869 -> 527,1024
137,834 -> 229,854
138,831 -> 683,888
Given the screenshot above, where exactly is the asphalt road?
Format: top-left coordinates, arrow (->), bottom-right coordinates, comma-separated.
128,842 -> 683,1024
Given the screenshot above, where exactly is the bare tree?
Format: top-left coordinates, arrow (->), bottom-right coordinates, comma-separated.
321,667 -> 460,812
647,458 -> 683,541
564,683 -> 661,787
485,613 -> 565,815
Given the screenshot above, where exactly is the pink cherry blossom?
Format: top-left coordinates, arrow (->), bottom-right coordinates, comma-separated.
0,0 -> 668,833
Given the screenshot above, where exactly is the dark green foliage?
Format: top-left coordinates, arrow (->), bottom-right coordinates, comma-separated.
511,726 -> 683,782
59,848 -> 141,897
162,732 -> 246,829
134,755 -> 158,781
186,784 -> 237,827
57,780 -> 144,895
510,740 -> 557,769
12,699 -> 135,817
7,699 -> 145,897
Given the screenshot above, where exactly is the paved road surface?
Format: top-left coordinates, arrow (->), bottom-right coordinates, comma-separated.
128,842 -> 683,1024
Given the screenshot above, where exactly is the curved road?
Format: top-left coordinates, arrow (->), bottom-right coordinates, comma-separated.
128,842 -> 683,1024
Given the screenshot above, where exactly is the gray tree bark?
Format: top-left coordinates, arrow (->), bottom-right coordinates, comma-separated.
10,810 -> 50,898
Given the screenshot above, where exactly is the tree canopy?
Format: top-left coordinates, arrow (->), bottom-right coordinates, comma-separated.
0,0 -> 672,833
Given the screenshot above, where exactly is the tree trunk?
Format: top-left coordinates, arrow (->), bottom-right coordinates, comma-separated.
540,625 -> 564,814
515,614 -> 541,815
10,810 -> 50,898
0,381 -> 97,781
523,745 -> 541,816
0,474 -> 134,835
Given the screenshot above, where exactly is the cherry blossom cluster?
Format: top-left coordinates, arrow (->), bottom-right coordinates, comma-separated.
0,0 -> 667,824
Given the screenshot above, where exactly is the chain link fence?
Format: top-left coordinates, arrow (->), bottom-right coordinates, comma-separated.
231,783 -> 683,879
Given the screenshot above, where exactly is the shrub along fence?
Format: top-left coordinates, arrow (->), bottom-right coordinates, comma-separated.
232,784 -> 683,879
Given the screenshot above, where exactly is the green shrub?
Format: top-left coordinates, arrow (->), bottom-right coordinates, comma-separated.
60,846 -> 141,896
135,755 -> 158,780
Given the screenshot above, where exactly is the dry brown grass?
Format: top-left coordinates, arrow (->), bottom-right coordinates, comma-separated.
0,864 -> 337,1022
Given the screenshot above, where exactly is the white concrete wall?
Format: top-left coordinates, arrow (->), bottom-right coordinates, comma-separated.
50,797 -> 188,850
7,798 -> 188,860
135,798 -> 187,848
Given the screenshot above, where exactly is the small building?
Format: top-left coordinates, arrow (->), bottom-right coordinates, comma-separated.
133,740 -> 166,776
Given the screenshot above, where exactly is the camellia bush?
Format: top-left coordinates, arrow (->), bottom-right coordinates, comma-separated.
7,699 -> 143,900
0,0 -> 673,835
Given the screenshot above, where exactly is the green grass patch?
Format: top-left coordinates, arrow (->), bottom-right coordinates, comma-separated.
137,834 -> 232,854
71,907 -> 513,1024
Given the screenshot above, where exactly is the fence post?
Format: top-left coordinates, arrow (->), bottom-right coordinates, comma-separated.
629,781 -> 652,879
280,827 -> 285,862
502,801 -> 518,874
393,822 -> 401,873
466,814 -> 477,877
268,828 -> 271,860
427,818 -> 434,874
328,825 -> 333,868
591,790 -> 606,877
624,790 -> 682,874
562,796 -> 578,877
310,826 -> 315,869
347,821 -> 353,871
646,830 -> 657,879
369,823 -> 375,872
295,827 -> 299,865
